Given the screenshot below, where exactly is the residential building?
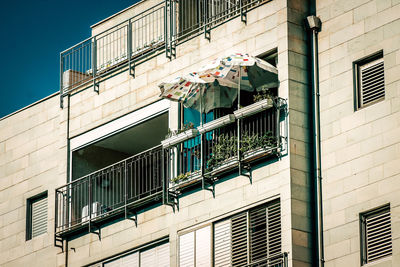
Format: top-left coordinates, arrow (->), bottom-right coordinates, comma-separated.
0,0 -> 399,267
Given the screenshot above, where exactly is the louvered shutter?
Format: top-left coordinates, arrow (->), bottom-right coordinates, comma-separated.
154,242 -> 170,267
104,258 -> 122,267
214,219 -> 232,267
359,57 -> 385,107
231,212 -> 248,266
195,226 -> 211,267
249,206 -> 267,262
121,252 -> 139,267
364,207 -> 392,263
31,196 -> 48,238
179,231 -> 195,267
267,201 -> 282,256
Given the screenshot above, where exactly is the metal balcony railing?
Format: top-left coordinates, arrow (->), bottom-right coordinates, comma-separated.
164,98 -> 284,195
55,145 -> 164,236
59,0 -> 271,107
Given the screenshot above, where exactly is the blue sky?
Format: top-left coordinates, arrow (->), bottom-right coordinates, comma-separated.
0,0 -> 139,118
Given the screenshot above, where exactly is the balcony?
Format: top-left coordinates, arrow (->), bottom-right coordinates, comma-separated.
164,98 -> 285,200
55,98 -> 285,239
59,0 -> 271,107
55,145 -> 165,237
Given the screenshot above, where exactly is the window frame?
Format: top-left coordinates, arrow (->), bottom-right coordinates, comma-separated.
86,237 -> 169,267
353,50 -> 385,110
26,191 -> 48,241
359,203 -> 392,265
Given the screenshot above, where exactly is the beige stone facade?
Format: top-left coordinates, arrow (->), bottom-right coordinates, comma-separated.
0,0 -> 398,266
317,0 -> 400,266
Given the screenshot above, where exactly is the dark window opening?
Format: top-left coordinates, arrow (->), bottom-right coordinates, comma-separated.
72,112 -> 168,181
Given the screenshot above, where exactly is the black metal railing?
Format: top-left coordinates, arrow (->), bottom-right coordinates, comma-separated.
60,2 -> 166,104
60,0 -> 271,107
55,145 -> 164,235
164,101 -> 282,191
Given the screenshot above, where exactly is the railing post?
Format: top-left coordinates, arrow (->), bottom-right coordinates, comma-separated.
275,99 -> 281,151
92,37 -> 98,93
60,53 -> 64,108
124,160 -> 128,219
201,133 -> 205,190
88,175 -> 92,233
54,190 -> 58,236
128,19 -> 134,77
164,0 -> 168,59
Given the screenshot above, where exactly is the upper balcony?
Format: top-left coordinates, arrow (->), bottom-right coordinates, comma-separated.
59,0 -> 272,107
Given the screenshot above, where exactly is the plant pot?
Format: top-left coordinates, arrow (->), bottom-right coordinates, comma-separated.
161,129 -> 199,148
198,114 -> 236,134
234,98 -> 273,119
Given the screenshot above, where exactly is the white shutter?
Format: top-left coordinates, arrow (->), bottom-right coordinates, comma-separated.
121,252 -> 139,267
140,246 -> 157,266
195,226 -> 211,267
154,242 -> 170,267
179,231 -> 195,267
104,258 -> 121,267
214,219 -> 232,267
32,196 -> 48,238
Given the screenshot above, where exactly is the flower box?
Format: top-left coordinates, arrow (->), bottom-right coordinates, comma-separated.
161,129 -> 199,148
234,98 -> 273,119
197,114 -> 236,134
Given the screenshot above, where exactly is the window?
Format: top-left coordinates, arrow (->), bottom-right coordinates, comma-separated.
90,240 -> 170,267
178,199 -> 281,266
360,204 -> 392,265
354,51 -> 385,109
26,192 -> 48,240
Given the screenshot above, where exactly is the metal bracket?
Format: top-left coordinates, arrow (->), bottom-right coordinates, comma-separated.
239,162 -> 252,184
89,223 -> 101,241
166,44 -> 176,60
54,235 -> 64,252
202,175 -> 217,198
205,27 -> 211,41
93,82 -> 99,94
165,190 -> 179,212
129,61 -> 135,78
241,11 -> 247,24
126,210 -> 138,227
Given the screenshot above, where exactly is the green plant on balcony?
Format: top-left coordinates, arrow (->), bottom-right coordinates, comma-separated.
165,122 -> 195,139
253,87 -> 274,103
206,134 -> 237,171
206,131 -> 277,172
171,171 -> 192,184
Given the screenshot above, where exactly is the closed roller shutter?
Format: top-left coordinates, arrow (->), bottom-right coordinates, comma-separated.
179,231 -> 195,267
214,219 -> 231,267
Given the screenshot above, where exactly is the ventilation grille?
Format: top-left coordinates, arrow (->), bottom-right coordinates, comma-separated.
359,57 -> 385,107
32,196 -> 48,238
365,207 -> 392,263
